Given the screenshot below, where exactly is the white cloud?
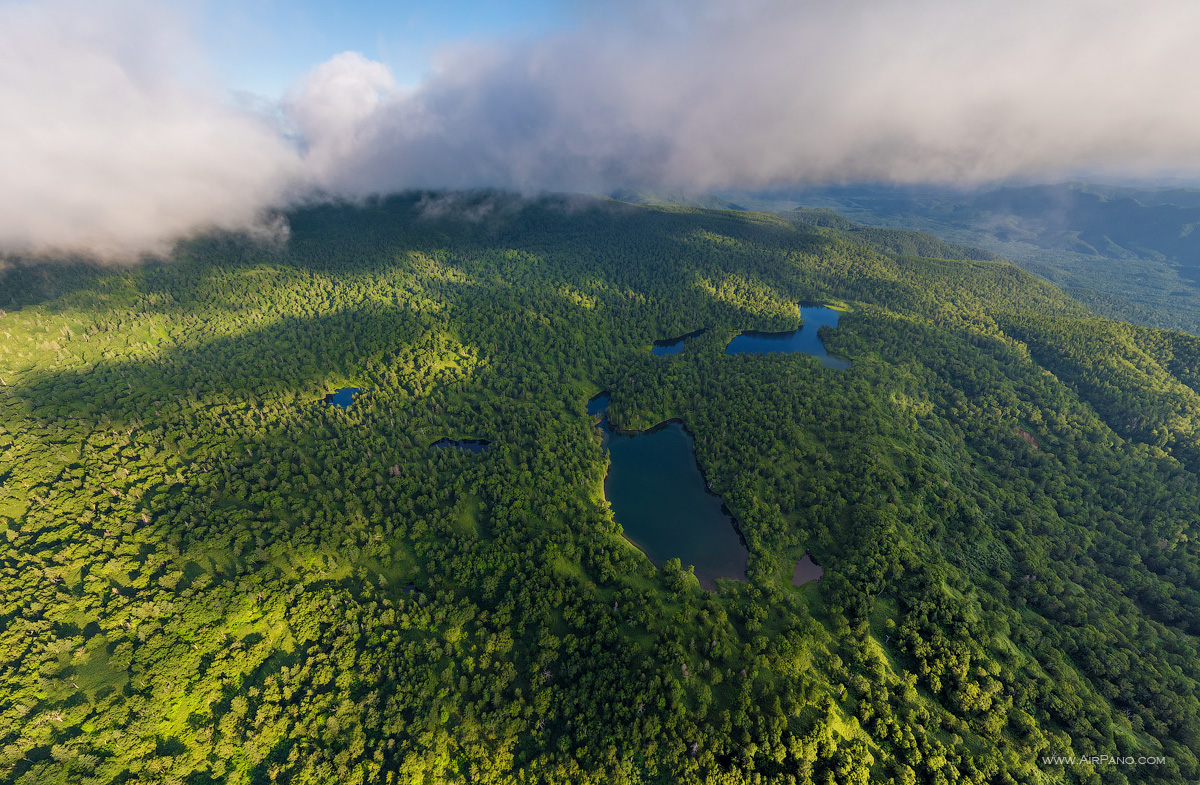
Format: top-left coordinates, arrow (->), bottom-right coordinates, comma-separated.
9,0 -> 1200,258
286,52 -> 397,185
0,0 -> 301,259
291,0 -> 1200,195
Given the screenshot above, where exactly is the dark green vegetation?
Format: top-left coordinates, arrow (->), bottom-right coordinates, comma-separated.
2,192 -> 1200,784
732,182 -> 1200,336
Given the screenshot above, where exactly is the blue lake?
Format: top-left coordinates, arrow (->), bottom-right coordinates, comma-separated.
324,388 -> 361,408
651,329 -> 707,357
432,438 -> 490,454
586,393 -> 610,417
589,394 -> 748,590
725,306 -> 850,369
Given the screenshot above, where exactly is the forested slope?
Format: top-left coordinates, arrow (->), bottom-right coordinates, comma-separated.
738,183 -> 1200,335
1,193 -> 1198,784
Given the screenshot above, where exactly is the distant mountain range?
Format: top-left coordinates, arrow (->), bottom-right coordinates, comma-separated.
614,183 -> 1200,335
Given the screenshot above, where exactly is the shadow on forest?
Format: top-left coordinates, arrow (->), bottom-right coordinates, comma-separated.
1,258 -> 118,311
11,302 -> 440,425
10,193 -> 851,404
2,195 -> 865,620
4,190 -> 863,331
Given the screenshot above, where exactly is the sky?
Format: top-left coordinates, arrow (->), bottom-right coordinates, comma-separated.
6,0 -> 1200,258
196,0 -> 576,97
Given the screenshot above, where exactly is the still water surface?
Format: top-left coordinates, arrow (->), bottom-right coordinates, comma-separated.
651,329 -> 707,357
432,438 -> 490,454
590,394 -> 748,590
324,388 -> 360,408
725,306 -> 849,369
792,553 -> 824,586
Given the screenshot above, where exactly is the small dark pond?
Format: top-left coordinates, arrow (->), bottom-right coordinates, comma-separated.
324,388 -> 361,408
589,394 -> 748,590
432,438 -> 491,454
792,553 -> 824,586
725,306 -> 849,369
586,393 -> 610,417
651,328 -> 707,357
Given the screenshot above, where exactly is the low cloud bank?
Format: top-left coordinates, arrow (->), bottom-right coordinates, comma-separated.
0,0 -> 300,259
8,0 -> 1200,258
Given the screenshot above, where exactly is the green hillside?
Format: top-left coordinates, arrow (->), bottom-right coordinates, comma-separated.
1,193 -> 1198,784
729,183 -> 1200,336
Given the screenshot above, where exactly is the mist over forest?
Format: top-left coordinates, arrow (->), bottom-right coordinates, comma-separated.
6,0 -> 1200,257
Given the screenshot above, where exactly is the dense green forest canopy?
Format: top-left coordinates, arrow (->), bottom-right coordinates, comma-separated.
1,192 -> 1199,784
716,182 -> 1200,336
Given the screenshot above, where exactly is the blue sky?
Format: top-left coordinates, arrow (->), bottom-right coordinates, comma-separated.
199,0 -> 577,97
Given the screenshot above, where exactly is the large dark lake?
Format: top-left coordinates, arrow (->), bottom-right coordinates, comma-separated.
725,306 -> 849,369
590,395 -> 747,590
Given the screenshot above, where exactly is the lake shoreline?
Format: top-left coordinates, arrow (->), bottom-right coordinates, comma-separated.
650,328 -> 708,356
590,394 -> 749,590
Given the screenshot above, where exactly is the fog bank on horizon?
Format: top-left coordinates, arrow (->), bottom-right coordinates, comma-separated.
6,0 -> 1200,258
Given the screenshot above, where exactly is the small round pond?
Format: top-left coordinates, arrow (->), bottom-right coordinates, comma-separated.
792,553 -> 824,586
324,388 -> 362,408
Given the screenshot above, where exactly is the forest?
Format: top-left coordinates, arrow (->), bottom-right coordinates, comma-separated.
737,182 -> 1200,336
1,191 -> 1199,784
